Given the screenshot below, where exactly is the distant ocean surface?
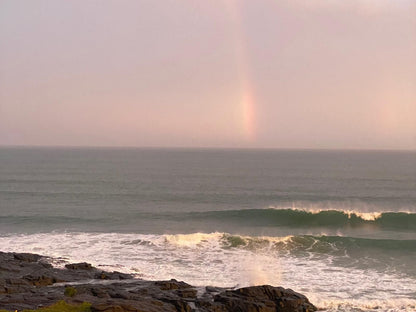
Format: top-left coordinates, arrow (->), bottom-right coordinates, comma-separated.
0,147 -> 415,311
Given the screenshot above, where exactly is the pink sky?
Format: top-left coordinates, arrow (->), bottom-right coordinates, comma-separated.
0,0 -> 415,149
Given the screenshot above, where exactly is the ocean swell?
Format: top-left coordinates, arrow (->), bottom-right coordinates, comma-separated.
191,208 -> 416,230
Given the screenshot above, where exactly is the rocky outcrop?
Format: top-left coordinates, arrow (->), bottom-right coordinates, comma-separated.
212,286 -> 315,312
0,251 -> 317,312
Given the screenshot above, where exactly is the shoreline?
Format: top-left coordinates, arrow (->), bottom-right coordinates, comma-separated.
0,251 -> 317,312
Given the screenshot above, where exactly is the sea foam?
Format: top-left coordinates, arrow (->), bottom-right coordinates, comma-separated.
0,231 -> 415,312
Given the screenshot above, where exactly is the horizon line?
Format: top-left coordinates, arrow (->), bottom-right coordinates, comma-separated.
0,144 -> 415,152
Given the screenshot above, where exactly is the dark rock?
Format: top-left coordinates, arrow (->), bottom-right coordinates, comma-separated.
213,285 -> 316,312
90,299 -> 177,312
176,288 -> 197,299
206,286 -> 226,293
95,271 -> 132,280
23,273 -> 63,286
91,287 -> 111,299
5,278 -> 30,286
65,262 -> 93,270
13,253 -> 41,263
155,279 -> 192,290
107,290 -> 132,300
39,261 -> 53,269
0,251 -> 317,312
196,299 -> 227,312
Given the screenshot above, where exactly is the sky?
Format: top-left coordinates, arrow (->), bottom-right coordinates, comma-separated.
0,0 -> 415,150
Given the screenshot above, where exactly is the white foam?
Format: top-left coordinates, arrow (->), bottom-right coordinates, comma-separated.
268,203 -> 415,221
311,298 -> 416,312
164,232 -> 224,248
0,232 -> 415,312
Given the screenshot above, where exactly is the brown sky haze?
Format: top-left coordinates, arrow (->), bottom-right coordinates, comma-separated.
0,0 -> 415,149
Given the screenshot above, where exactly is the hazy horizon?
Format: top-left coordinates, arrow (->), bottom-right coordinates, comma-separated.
1,0 -> 415,150
2,144 -> 416,153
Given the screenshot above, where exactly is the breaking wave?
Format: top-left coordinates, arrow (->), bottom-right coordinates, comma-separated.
191,208 -> 416,230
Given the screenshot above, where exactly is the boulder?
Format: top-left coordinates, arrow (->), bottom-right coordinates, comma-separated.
213,285 -> 316,312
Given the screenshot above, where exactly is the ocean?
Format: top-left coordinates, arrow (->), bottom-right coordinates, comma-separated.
0,147 -> 415,311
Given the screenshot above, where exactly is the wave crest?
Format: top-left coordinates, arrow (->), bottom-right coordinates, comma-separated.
195,208 -> 416,230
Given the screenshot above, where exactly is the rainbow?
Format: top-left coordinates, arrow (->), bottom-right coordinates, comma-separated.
225,0 -> 257,142
241,82 -> 256,141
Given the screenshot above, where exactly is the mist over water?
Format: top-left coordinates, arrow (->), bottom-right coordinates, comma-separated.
0,147 -> 415,311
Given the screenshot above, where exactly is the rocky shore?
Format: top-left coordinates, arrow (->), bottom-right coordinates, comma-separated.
0,251 -> 317,312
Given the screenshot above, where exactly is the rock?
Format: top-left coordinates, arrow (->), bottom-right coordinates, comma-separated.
95,271 -> 132,280
0,251 -> 317,312
155,279 -> 192,290
90,299 -> 177,312
176,288 -> 197,299
65,262 -> 93,270
213,285 -> 316,312
13,253 -> 41,263
23,272 -> 63,286
5,278 -> 30,286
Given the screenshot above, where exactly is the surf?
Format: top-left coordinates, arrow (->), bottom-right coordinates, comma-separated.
0,231 -> 415,312
188,208 -> 416,231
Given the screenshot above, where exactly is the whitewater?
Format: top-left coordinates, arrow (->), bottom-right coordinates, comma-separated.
0,147 -> 415,312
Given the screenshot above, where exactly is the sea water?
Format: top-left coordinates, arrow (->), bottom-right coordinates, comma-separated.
0,147 -> 415,311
